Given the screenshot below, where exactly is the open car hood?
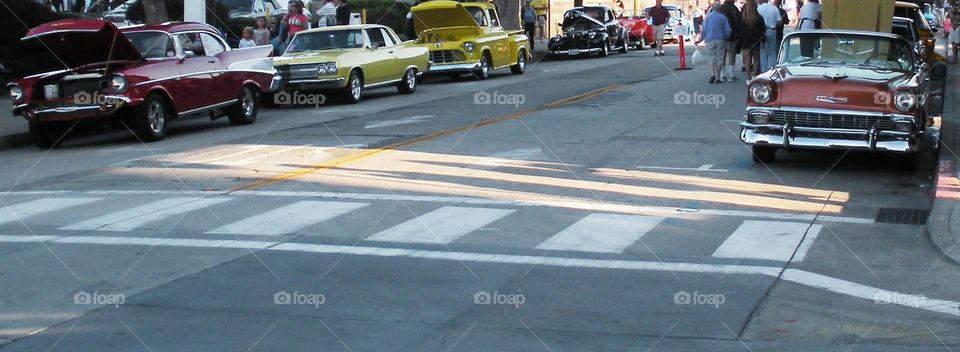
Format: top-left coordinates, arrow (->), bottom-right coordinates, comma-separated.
22,19 -> 143,68
412,1 -> 481,33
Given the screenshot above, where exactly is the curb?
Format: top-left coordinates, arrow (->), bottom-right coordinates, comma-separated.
928,159 -> 960,264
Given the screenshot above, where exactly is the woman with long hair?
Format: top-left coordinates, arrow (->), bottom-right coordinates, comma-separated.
739,0 -> 766,80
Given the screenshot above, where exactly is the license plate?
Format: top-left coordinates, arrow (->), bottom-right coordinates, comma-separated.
567,49 -> 579,55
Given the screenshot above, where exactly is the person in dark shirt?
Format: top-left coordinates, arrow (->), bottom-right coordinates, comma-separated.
775,0 -> 787,49
717,0 -> 741,81
336,0 -> 352,26
740,0 -> 765,80
648,0 -> 671,56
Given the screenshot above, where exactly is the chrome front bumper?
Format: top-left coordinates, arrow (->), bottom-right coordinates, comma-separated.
15,96 -> 132,123
548,47 -> 603,56
426,62 -> 480,74
271,76 -> 345,91
740,122 -> 919,153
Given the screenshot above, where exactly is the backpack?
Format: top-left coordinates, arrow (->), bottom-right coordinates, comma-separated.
523,7 -> 536,23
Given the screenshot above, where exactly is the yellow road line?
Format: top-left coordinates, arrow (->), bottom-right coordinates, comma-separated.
228,84 -> 621,192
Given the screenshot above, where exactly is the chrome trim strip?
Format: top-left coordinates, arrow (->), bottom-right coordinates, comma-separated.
365,79 -> 402,89
746,106 -> 914,119
548,48 -> 603,55
285,78 -> 345,85
21,29 -> 99,41
178,100 -> 235,116
134,69 -> 272,87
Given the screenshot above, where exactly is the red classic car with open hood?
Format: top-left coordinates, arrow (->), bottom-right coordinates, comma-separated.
8,20 -> 275,148
740,30 -> 936,163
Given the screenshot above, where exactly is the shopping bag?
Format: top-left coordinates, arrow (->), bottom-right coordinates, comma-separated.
692,46 -> 705,65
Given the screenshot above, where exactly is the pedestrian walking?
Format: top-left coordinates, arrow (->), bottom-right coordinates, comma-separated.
757,0 -> 781,72
318,0 -> 337,27
649,0 -> 671,56
775,0 -> 788,47
285,1 -> 308,37
690,5 -> 704,37
698,2 -> 731,83
797,0 -> 821,58
533,0 -> 548,42
950,7 -> 960,63
740,0 -> 765,81
522,0 -> 537,50
718,0 -> 742,81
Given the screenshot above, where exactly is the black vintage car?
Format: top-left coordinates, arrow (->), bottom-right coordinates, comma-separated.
548,6 -> 629,58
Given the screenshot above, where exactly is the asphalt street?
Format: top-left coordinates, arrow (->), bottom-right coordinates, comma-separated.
1,44 -> 959,351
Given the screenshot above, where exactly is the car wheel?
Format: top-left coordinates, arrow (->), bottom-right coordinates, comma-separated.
636,35 -> 645,50
751,145 -> 776,163
228,86 -> 258,125
618,35 -> 628,53
340,70 -> 363,104
510,49 -> 527,75
599,40 -> 609,57
132,93 -> 168,142
29,121 -> 70,148
397,68 -> 417,94
473,52 -> 491,80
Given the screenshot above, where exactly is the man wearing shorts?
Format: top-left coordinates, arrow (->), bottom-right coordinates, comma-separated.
700,2 -> 731,83
649,0 -> 671,56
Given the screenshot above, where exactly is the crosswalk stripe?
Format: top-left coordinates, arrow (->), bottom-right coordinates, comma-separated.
535,213 -> 664,253
60,198 -> 231,232
366,206 -> 515,244
711,220 -> 822,262
0,198 -> 102,225
206,200 -> 368,235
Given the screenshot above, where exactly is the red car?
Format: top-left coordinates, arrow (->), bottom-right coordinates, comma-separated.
8,20 -> 275,147
618,10 -> 652,49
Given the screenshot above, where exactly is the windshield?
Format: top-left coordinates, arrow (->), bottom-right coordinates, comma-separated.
285,29 -> 364,53
466,7 -> 489,26
780,33 -> 915,71
123,31 -> 176,59
562,9 -> 602,31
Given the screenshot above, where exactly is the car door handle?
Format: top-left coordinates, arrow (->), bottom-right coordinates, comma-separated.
207,59 -> 215,63
387,50 -> 394,54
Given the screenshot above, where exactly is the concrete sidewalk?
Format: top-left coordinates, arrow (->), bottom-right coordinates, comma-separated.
927,36 -> 960,264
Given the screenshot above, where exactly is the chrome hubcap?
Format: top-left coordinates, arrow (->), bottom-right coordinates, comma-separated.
147,101 -> 164,134
241,89 -> 254,117
518,54 -> 525,70
407,70 -> 415,89
351,77 -> 361,100
481,57 -> 489,76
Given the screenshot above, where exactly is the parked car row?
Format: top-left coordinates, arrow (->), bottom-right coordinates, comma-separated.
7,0 -> 531,148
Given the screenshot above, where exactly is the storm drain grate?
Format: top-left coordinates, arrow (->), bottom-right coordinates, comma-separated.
875,208 -> 930,225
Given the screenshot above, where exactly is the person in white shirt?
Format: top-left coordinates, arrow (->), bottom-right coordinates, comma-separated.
757,0 -> 781,72
239,27 -> 257,48
797,0 -> 820,57
316,0 -> 337,28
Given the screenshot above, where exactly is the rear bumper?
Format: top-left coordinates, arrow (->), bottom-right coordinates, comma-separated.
740,122 -> 920,153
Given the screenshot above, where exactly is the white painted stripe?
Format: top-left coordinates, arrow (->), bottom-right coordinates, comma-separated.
366,207 -> 515,244
56,236 -> 275,249
207,201 -> 367,236
217,144 -> 314,166
364,115 -> 433,129
61,198 -> 231,232
712,220 -> 821,262
535,214 -> 663,253
0,189 -> 876,224
0,198 -> 102,225
636,165 -> 728,172
0,235 -> 955,317
781,269 -> 960,317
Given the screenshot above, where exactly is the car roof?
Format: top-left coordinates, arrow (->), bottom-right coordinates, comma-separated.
119,21 -> 218,34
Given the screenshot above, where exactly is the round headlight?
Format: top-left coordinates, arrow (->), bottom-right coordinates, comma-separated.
317,64 -> 328,75
463,42 -> 475,52
326,62 -> 337,74
8,85 -> 23,103
894,90 -> 915,112
749,83 -> 772,104
110,75 -> 127,93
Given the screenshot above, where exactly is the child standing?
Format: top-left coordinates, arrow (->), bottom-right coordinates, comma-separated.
253,18 -> 271,46
239,27 -> 257,48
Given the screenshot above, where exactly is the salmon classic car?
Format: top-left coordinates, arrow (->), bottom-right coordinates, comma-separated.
8,20 -> 275,148
270,24 -> 429,104
741,30 -> 936,163
411,0 -> 529,80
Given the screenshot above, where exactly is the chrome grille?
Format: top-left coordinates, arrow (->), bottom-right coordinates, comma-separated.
277,64 -> 319,80
771,110 -> 894,130
429,50 -> 465,64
